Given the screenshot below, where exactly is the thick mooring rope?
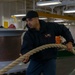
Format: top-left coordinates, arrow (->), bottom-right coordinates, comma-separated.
0,44 -> 75,75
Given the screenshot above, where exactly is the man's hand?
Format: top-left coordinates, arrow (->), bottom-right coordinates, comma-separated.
20,54 -> 30,64
66,42 -> 73,52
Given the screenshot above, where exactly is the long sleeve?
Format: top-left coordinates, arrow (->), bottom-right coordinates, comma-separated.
21,31 -> 34,55
54,23 -> 74,44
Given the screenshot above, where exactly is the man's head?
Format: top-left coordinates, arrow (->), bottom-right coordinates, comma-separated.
22,10 -> 40,29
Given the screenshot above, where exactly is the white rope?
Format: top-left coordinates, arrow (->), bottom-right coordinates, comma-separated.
0,44 -> 75,75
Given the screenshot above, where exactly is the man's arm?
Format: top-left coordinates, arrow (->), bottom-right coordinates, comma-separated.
54,23 -> 74,52
20,31 -> 34,63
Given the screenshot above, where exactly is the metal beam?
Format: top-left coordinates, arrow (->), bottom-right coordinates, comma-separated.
37,11 -> 75,21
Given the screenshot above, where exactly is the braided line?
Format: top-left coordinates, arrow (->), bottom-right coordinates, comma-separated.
0,44 -> 75,75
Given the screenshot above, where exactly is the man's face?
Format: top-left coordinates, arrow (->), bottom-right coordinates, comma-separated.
26,18 -> 38,29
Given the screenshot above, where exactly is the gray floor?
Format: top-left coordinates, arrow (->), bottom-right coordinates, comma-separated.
56,56 -> 75,75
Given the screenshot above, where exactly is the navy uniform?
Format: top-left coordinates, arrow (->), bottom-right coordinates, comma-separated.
21,11 -> 74,75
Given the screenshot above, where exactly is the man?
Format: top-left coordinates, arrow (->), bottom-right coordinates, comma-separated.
21,10 -> 74,75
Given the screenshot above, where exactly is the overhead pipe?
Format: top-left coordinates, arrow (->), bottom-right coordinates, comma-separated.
37,11 -> 75,21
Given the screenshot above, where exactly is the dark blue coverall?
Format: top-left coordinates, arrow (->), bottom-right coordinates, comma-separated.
21,20 -> 74,75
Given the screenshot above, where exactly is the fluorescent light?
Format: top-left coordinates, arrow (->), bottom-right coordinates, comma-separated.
63,10 -> 75,13
54,20 -> 65,22
39,17 -> 47,20
36,1 -> 61,6
11,14 -> 26,17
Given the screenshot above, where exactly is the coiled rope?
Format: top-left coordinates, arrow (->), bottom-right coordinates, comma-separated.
0,44 -> 75,75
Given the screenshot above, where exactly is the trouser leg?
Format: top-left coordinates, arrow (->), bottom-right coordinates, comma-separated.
43,59 -> 56,75
26,60 -> 42,75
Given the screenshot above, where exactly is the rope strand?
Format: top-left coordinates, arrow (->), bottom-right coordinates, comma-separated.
0,44 -> 75,75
